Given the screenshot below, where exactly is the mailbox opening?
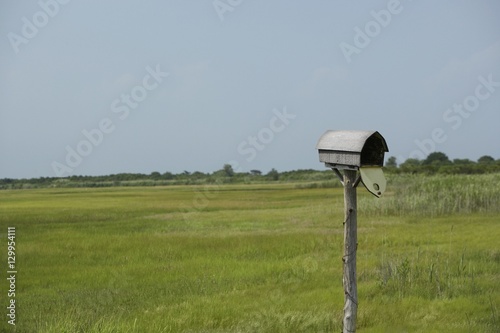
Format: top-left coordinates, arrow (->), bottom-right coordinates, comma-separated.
360,132 -> 387,167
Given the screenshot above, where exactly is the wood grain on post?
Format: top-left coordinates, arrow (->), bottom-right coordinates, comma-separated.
343,169 -> 358,333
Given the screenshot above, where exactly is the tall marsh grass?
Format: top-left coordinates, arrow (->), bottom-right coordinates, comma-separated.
1,178 -> 499,332
360,173 -> 500,216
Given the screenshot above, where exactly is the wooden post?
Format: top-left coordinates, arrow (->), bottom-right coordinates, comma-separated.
342,169 -> 358,333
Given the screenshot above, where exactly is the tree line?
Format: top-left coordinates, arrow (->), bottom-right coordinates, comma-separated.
385,153 -> 500,174
1,153 -> 499,189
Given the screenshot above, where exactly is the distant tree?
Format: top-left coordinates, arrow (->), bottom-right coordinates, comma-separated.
266,168 -> 279,181
190,171 -> 205,179
452,158 -> 474,165
0,178 -> 14,184
162,172 -> 174,180
423,152 -> 451,165
399,158 -> 421,173
386,156 -> 397,168
400,158 -> 421,167
223,164 -> 234,177
478,155 -> 495,164
150,171 -> 161,180
250,169 -> 262,176
440,160 -> 479,174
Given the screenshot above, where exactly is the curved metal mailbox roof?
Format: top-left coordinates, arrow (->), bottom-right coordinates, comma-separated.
316,130 -> 388,153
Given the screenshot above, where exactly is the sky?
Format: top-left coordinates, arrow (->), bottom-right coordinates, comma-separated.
1,0 -> 499,179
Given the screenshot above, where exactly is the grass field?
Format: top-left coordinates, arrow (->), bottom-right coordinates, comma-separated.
0,175 -> 499,332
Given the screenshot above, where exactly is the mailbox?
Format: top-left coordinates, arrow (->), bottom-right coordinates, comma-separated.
316,130 -> 389,197
316,130 -> 388,170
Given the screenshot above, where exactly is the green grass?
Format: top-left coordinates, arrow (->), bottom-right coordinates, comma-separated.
359,173 -> 500,216
0,176 -> 499,332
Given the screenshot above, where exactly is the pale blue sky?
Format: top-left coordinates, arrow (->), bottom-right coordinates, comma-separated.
1,0 -> 499,178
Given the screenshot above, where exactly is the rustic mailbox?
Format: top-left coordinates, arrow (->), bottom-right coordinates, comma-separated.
316,130 -> 389,197
316,130 -> 388,170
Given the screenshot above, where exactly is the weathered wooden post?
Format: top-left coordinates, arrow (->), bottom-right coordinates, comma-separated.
316,130 -> 389,333
342,169 -> 358,332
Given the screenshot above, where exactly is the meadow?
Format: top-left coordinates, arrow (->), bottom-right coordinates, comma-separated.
0,174 -> 499,332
